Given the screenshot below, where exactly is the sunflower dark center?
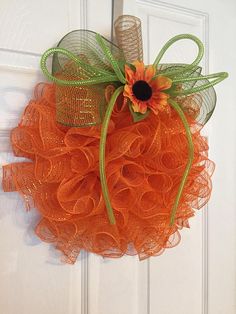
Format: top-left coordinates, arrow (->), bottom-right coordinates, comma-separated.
132,80 -> 152,101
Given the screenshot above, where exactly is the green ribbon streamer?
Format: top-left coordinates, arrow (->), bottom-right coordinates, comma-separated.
171,71 -> 228,96
40,47 -> 119,86
99,86 -> 124,224
40,31 -> 228,226
168,99 -> 194,225
152,34 -> 228,225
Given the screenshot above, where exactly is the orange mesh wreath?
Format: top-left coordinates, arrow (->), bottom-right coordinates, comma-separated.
2,15 -> 227,264
3,82 -> 214,263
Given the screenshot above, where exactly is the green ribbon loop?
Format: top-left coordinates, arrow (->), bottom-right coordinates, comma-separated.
154,34 -> 204,77
40,47 -> 119,86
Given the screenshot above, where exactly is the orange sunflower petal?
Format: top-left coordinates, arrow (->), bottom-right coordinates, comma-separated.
151,75 -> 172,91
145,65 -> 156,82
149,107 -> 158,115
123,84 -> 132,98
139,103 -> 148,114
132,101 -> 147,114
152,92 -> 169,102
147,92 -> 170,115
125,65 -> 135,84
148,101 -> 165,114
133,61 -> 145,80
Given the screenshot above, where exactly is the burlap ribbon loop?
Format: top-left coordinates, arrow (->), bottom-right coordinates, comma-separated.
114,15 -> 143,63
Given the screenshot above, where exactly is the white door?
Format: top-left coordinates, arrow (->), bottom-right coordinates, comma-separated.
0,1 -> 235,314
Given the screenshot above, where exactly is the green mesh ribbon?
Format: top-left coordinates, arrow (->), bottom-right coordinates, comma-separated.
41,30 -> 125,127
41,24 -> 228,226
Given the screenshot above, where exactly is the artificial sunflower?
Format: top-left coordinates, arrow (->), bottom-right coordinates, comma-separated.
124,61 -> 172,115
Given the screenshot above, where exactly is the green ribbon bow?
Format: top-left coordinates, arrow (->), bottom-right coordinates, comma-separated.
40,28 -> 228,226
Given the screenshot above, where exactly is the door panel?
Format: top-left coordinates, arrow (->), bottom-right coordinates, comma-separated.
88,255 -> 149,314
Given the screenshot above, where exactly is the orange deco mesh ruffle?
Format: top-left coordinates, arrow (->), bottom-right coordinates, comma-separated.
2,82 -> 214,264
